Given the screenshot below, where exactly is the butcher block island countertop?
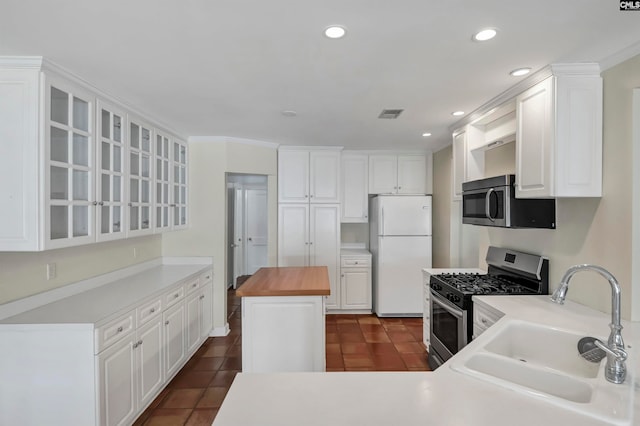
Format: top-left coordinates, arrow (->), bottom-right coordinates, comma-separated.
237,266 -> 329,373
236,266 -> 330,297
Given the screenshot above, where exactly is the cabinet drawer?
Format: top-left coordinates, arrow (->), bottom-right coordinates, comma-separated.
473,302 -> 503,329
137,298 -> 162,326
95,311 -> 135,353
184,277 -> 200,295
341,257 -> 370,268
200,269 -> 213,284
165,286 -> 185,308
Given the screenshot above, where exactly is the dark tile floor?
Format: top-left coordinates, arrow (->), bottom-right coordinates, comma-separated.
133,287 -> 430,425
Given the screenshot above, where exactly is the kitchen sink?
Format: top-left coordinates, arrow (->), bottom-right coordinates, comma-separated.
483,320 -> 599,378
449,319 -> 634,424
464,353 -> 593,403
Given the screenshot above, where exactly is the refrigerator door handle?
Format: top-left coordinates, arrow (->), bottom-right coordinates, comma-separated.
381,206 -> 385,235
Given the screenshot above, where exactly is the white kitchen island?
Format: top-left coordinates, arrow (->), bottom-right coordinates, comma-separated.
214,295 -> 640,426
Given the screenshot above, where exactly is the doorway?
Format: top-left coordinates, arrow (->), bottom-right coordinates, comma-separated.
226,173 -> 269,289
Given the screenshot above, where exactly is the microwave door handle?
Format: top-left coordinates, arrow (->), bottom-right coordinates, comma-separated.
485,188 -> 496,222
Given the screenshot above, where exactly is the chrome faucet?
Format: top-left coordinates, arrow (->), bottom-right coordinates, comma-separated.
550,264 -> 627,384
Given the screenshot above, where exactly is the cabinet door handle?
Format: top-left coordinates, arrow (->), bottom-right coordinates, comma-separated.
165,320 -> 170,325
149,308 -> 155,313
200,295 -> 205,300
174,293 -> 180,298
92,201 -> 98,206
98,201 -> 104,206
481,318 -> 488,324
304,195 -> 308,198
117,326 -> 124,333
192,283 -> 197,288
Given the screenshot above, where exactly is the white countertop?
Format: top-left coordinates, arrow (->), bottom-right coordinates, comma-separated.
213,295 -> 639,426
340,248 -> 371,257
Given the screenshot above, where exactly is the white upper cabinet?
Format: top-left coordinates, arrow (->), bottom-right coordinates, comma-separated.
340,153 -> 368,223
516,65 -> 602,198
452,130 -> 466,200
0,57 -> 188,251
278,148 -> 340,203
45,75 -> 97,249
369,154 -> 428,194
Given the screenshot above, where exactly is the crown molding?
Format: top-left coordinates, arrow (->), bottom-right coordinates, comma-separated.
0,56 -> 44,69
600,40 -> 640,71
188,136 -> 280,149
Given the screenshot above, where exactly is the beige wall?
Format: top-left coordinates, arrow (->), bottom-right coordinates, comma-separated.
432,145 -> 452,267
0,235 -> 162,305
162,139 -> 278,331
433,54 -> 640,320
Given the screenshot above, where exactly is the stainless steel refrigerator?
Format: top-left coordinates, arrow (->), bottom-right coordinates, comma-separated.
369,195 -> 432,316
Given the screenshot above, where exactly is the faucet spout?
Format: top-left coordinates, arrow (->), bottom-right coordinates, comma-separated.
550,264 -> 626,384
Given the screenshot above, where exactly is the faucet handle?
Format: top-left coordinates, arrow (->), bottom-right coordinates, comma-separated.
594,339 -> 627,362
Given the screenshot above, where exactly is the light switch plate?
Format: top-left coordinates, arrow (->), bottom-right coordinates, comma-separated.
46,263 -> 57,280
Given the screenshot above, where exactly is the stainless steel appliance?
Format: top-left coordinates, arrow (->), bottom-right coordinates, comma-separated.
428,246 -> 549,369
462,174 -> 556,228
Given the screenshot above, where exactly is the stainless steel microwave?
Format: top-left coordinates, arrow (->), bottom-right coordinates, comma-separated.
462,175 -> 556,229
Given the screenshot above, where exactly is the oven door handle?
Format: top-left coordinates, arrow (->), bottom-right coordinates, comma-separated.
485,188 -> 496,222
431,291 -> 464,319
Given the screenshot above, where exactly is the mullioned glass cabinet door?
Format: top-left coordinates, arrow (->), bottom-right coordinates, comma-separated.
128,117 -> 154,236
154,131 -> 172,232
46,77 -> 95,248
172,140 -> 188,229
96,100 -> 127,241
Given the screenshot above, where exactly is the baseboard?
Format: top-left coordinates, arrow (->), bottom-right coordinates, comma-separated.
209,322 -> 230,337
326,309 -> 373,315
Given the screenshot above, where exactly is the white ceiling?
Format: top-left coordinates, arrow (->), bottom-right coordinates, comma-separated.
2,1 -> 640,152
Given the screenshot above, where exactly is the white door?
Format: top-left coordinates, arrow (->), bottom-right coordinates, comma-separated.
341,155 -> 368,222
341,269 -> 371,309
310,204 -> 340,309
376,236 -> 432,316
136,318 -> 163,410
98,336 -> 136,426
185,292 -> 202,354
278,150 -> 309,202
368,155 -> 397,194
278,204 -> 309,267
245,188 -> 268,275
397,155 -> 426,194
163,303 -> 185,380
377,196 -> 432,236
516,76 -> 553,198
309,151 -> 340,203
233,186 -> 244,285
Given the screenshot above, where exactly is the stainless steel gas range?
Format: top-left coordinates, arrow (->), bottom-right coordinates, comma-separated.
428,246 -> 549,369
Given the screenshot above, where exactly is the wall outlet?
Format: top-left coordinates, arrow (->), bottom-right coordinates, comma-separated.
46,263 -> 57,280
133,247 -> 137,258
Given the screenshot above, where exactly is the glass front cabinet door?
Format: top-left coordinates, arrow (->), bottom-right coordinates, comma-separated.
45,77 -> 96,248
96,100 -> 127,242
154,131 -> 172,232
128,117 -> 154,237
172,140 -> 188,229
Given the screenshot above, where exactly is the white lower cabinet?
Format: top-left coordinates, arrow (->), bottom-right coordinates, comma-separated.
333,251 -> 372,311
0,263 -> 213,426
242,295 -> 326,372
98,316 -> 164,426
472,298 -> 504,340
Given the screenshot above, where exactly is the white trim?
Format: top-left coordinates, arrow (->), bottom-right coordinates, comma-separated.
632,88 -> 640,322
278,145 -> 343,151
188,136 -> 280,149
210,322 -> 231,337
600,40 -> 640,72
162,256 -> 214,265
0,56 -> 44,69
448,63 -> 600,133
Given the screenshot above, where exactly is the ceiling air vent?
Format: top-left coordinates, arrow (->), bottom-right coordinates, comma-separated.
378,109 -> 404,119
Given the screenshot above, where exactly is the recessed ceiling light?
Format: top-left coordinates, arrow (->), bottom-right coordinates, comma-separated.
281,110 -> 297,117
452,111 -> 465,117
324,25 -> 346,39
422,132 -> 432,137
473,28 -> 497,42
510,67 -> 532,77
